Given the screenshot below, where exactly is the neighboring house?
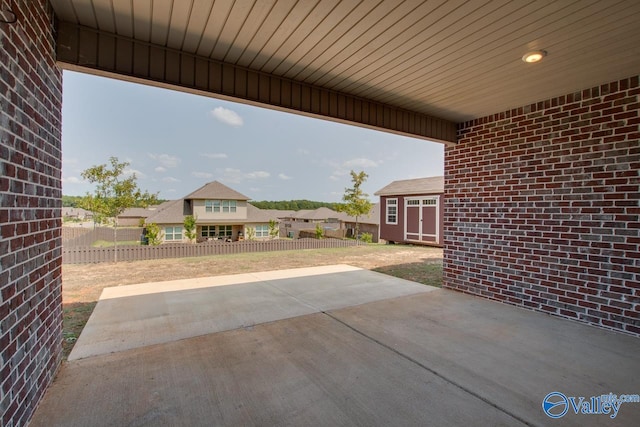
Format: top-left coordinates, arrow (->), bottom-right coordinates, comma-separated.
144,181 -> 284,243
117,202 -> 173,226
62,207 -> 92,221
280,206 -> 380,241
283,207 -> 342,224
341,203 -> 380,243
375,176 -> 444,246
280,207 -> 340,238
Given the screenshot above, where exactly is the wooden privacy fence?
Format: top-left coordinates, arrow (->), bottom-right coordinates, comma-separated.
62,238 -> 360,264
63,227 -> 144,247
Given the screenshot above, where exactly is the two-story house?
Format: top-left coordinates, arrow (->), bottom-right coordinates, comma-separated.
145,181 -> 280,243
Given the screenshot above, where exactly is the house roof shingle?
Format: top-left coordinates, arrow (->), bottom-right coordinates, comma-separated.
245,204 -> 289,223
374,176 -> 444,196
340,203 -> 380,225
295,207 -> 344,221
184,181 -> 250,201
144,199 -> 185,224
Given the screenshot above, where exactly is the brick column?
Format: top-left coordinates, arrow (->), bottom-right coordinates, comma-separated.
444,76 -> 639,336
0,1 -> 63,425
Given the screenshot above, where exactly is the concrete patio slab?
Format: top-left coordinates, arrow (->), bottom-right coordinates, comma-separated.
329,290 -> 640,426
32,266 -> 640,426
34,313 -> 524,427
68,265 -> 433,361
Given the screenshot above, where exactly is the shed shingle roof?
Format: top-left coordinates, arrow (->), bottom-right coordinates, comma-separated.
374,176 -> 444,196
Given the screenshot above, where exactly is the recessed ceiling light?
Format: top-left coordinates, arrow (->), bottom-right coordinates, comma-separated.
522,50 -> 547,63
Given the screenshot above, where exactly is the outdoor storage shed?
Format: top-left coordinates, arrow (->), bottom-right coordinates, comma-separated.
375,176 -> 444,246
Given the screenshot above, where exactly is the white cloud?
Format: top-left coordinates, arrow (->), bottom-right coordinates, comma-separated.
155,166 -> 167,173
218,168 -> 270,184
343,158 -> 380,168
246,171 -> 270,179
210,107 -> 243,127
149,153 -> 180,168
278,173 -> 292,180
328,157 -> 381,182
123,168 -> 146,179
203,153 -> 228,159
62,176 -> 82,184
192,171 -> 214,179
162,176 -> 180,183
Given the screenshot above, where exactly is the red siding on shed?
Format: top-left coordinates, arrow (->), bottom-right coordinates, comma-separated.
379,194 -> 444,246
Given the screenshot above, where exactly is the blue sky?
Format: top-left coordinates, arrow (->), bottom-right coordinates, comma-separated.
62,71 -> 444,202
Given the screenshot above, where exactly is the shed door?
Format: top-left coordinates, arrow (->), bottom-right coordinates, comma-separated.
404,197 -> 439,243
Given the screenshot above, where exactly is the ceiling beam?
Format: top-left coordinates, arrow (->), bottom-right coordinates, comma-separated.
56,22 -> 456,144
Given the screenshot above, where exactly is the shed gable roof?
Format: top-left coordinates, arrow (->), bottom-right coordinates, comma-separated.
374,176 -> 444,196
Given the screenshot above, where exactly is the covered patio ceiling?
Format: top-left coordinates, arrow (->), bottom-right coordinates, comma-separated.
50,0 -> 640,142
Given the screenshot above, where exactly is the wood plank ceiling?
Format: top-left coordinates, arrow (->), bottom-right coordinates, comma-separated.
50,0 -> 640,123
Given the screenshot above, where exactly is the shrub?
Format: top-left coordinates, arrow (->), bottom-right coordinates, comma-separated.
361,232 -> 373,243
246,227 -> 256,241
145,223 -> 163,246
183,215 -> 197,243
268,219 -> 279,239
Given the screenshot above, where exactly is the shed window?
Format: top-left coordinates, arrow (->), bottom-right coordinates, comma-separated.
386,199 -> 398,224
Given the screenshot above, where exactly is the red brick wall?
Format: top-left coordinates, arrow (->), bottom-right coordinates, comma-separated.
444,76 -> 639,336
0,1 -> 63,425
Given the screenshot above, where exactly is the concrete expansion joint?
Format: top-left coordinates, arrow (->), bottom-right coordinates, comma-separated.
321,311 -> 539,427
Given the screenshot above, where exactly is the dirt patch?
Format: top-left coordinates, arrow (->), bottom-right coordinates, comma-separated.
62,244 -> 442,358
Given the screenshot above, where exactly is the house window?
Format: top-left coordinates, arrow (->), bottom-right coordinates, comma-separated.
201,225 -> 216,237
165,226 -> 182,241
255,225 -> 269,237
205,200 -> 235,213
218,225 -> 233,237
386,199 -> 397,224
222,200 -> 236,213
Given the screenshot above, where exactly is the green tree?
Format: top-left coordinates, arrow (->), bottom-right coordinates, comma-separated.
62,195 -> 84,207
80,157 -> 158,261
183,215 -> 197,243
336,170 -> 372,242
249,200 -> 338,211
268,219 -> 279,239
145,223 -> 163,246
